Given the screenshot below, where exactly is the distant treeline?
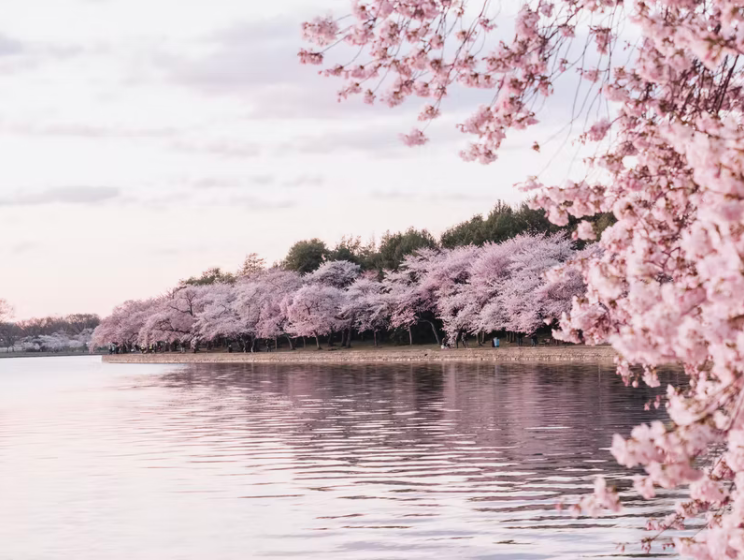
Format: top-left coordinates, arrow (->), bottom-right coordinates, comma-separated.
0,314 -> 100,352
182,201 -> 612,285
2,201 -> 607,353
90,200 -> 605,353
93,233 -> 585,353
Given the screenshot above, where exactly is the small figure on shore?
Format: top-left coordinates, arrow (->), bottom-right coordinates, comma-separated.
530,335 -> 538,347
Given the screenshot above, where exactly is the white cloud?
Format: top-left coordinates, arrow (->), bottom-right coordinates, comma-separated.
0,186 -> 121,206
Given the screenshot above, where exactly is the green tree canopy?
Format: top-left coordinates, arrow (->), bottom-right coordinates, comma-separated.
376,228 -> 438,271
328,236 -> 376,270
282,238 -> 329,274
441,201 -> 561,248
181,267 -> 236,286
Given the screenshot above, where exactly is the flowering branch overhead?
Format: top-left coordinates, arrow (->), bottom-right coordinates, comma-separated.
301,0 -> 744,556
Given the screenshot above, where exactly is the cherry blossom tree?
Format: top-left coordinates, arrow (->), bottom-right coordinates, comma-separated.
469,235 -> 534,337
235,268 -> 303,350
537,244 -> 597,327
285,284 -> 346,349
140,286 -> 209,350
193,283 -> 244,345
432,235 -> 580,343
306,260 -> 360,345
233,280 -> 264,352
389,244 -> 481,346
301,0 -> 744,554
384,248 -> 444,345
91,298 -> 160,351
253,269 -> 304,348
424,245 -> 481,346
307,260 -> 361,288
486,233 -> 576,335
343,276 -> 391,346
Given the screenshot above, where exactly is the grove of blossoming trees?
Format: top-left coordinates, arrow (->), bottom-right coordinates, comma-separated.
300,0 -> 744,555
0,311 -> 100,353
92,233 -> 584,353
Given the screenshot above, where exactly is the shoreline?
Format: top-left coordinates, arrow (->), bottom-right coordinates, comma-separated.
0,352 -> 103,360
102,345 -> 616,365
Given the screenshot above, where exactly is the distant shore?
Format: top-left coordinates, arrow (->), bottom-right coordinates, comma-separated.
103,345 -> 616,365
0,351 -> 103,360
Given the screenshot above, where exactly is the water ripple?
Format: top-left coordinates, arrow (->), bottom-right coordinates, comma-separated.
0,357 -> 685,559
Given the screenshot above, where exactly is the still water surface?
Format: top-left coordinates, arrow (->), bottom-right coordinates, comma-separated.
0,357 -> 681,559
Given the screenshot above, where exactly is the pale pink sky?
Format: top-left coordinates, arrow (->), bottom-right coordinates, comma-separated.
0,0 -> 586,320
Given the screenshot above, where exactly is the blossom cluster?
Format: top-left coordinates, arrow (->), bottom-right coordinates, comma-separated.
302,0 -> 744,555
92,233 -> 583,351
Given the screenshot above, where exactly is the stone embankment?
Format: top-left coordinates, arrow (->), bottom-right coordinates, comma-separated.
103,345 -> 615,365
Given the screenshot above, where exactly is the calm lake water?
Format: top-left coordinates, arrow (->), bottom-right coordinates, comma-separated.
0,356 -> 683,559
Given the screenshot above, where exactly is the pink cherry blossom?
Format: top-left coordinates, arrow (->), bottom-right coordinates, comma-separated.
301,16 -> 339,47
400,128 -> 428,146
300,0 -> 744,554
307,260 -> 361,288
285,284 -> 345,349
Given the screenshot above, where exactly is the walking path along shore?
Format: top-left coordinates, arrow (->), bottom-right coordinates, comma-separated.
103,345 -> 616,365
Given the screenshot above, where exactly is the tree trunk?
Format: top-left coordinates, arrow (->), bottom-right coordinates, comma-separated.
408,325 -> 413,346
251,337 -> 257,353
314,333 -> 321,350
340,329 -> 346,347
373,330 -> 378,347
328,329 -> 335,346
461,332 -> 469,348
302,337 -> 306,349
424,320 -> 440,346
285,334 -> 294,350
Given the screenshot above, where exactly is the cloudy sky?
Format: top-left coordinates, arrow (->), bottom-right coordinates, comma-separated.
0,0 -> 591,320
